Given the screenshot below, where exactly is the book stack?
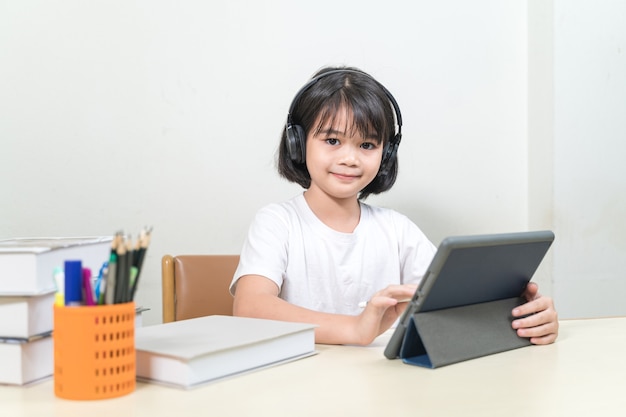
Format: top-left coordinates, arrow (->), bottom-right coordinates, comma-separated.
0,237 -> 112,385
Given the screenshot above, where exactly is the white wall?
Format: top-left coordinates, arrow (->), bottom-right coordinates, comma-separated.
527,0 -> 626,319
527,0 -> 555,299
551,0 -> 626,318
2,1 -> 620,325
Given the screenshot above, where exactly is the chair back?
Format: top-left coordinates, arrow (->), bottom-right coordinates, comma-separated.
161,254 -> 240,323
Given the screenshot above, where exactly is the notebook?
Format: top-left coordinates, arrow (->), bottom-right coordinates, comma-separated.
384,230 -> 555,360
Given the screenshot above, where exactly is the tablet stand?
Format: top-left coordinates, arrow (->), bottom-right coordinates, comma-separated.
399,297 -> 532,368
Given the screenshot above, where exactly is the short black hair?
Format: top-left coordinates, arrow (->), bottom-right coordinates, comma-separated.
277,66 -> 400,200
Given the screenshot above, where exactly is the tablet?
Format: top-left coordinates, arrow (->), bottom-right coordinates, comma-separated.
383,230 -> 555,360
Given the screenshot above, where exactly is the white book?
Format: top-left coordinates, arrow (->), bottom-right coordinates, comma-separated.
0,292 -> 55,338
0,335 -> 53,386
135,315 -> 317,389
0,236 -> 112,295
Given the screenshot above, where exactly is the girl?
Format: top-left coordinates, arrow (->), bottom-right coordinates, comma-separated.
230,66 -> 558,346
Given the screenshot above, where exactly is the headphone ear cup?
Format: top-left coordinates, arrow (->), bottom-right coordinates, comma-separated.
380,133 -> 401,175
286,124 -> 306,163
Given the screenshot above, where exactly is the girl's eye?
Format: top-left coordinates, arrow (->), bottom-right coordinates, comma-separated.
326,138 -> 339,146
361,142 -> 376,150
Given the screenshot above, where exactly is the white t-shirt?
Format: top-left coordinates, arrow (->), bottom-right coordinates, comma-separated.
230,193 -> 436,316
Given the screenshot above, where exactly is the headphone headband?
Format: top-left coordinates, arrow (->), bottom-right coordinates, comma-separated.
287,69 -> 403,132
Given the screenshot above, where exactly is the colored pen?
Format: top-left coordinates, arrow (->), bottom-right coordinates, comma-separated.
53,266 -> 65,306
64,260 -> 83,306
97,263 -> 108,305
82,267 -> 95,306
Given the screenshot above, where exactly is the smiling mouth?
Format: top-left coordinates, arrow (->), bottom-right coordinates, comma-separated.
332,172 -> 360,180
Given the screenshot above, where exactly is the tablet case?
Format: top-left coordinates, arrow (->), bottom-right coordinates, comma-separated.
399,297 -> 531,368
385,230 -> 555,367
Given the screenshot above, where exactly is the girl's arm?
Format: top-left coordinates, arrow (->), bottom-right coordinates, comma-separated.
233,274 -> 415,345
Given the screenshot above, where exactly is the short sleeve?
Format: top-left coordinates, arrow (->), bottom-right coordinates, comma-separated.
229,204 -> 291,295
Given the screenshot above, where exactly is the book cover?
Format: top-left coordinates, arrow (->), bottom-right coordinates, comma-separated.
0,292 -> 55,338
0,236 -> 112,295
135,315 -> 317,389
0,334 -> 53,386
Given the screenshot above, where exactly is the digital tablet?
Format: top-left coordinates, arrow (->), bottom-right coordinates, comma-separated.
383,230 -> 555,360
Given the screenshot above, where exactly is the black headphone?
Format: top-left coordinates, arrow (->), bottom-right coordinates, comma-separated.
285,69 -> 403,174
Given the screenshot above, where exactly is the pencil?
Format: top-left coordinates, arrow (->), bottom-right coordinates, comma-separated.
115,238 -> 129,303
133,227 -> 151,270
104,252 -> 117,305
124,236 -> 134,302
130,227 -> 152,300
103,235 -> 120,305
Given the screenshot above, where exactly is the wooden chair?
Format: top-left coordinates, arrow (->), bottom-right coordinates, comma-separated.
161,254 -> 240,323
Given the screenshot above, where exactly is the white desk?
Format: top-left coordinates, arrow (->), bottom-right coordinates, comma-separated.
2,317 -> 626,417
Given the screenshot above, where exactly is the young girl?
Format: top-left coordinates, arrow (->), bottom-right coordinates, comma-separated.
230,66 -> 558,346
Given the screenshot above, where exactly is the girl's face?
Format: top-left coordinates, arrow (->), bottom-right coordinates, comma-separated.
305,106 -> 383,201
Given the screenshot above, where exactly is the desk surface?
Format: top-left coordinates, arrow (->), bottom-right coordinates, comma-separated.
2,317 -> 626,417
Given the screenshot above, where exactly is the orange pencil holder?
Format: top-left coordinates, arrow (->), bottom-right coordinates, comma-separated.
53,302 -> 136,400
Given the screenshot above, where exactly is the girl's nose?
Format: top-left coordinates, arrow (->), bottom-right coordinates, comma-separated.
338,145 -> 359,165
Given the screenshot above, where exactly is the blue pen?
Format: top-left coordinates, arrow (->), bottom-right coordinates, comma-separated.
95,261 -> 108,302
64,260 -> 83,306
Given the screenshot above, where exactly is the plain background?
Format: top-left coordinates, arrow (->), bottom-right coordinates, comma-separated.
1,0 -> 624,326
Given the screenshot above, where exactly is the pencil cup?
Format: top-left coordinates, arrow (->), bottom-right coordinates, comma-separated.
53,302 -> 136,400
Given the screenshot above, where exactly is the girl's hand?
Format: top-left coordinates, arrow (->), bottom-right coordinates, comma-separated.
512,282 -> 559,344
353,284 -> 416,345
